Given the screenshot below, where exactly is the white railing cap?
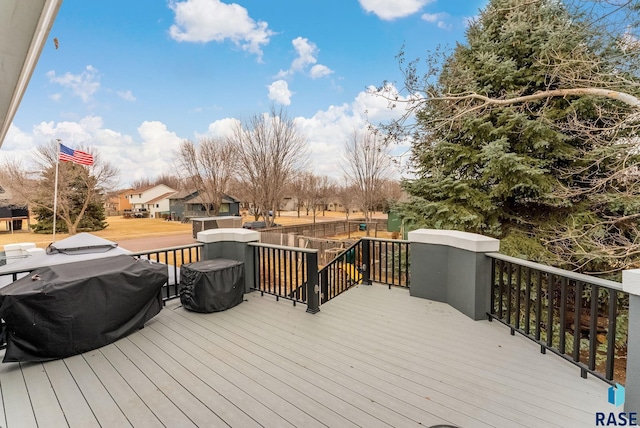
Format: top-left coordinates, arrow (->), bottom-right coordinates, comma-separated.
197,228 -> 259,243
623,269 -> 640,296
407,229 -> 500,253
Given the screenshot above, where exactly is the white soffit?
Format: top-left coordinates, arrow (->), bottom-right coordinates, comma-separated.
0,0 -> 63,148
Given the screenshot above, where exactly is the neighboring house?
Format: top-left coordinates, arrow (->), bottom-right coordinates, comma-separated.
279,196 -> 297,211
124,184 -> 176,218
0,184 -> 29,231
168,189 -> 199,221
144,192 -> 176,219
105,189 -> 132,212
326,197 -> 358,214
170,190 -> 241,218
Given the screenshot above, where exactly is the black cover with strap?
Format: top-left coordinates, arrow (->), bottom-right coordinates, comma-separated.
0,254 -> 167,362
180,258 -> 244,313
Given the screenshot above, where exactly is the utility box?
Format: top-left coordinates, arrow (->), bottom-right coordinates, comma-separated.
191,216 -> 242,238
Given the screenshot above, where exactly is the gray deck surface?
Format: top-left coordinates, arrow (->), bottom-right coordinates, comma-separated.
0,284 -> 610,427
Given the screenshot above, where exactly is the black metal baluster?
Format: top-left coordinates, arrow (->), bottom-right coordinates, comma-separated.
547,274 -> 555,348
559,277 -> 567,355
606,289 -> 617,381
515,265 -> 522,331
524,267 -> 531,335
588,284 -> 598,371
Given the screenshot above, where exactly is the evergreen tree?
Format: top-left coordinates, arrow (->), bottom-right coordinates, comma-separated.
31,165 -> 108,234
396,0 -> 640,275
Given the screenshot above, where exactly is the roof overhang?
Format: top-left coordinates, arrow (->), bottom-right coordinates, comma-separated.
0,0 -> 63,149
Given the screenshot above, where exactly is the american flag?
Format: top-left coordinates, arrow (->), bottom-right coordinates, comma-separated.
59,143 -> 94,166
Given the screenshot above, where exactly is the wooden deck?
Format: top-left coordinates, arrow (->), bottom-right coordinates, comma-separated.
0,284 -> 609,427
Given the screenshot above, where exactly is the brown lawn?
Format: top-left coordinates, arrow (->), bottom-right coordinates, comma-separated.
0,211 -> 385,249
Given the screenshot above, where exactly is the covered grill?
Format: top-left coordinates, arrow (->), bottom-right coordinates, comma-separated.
0,254 -> 168,362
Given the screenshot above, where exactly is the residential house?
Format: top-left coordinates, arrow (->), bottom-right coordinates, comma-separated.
169,190 -> 241,220
326,196 -> 359,214
168,189 -> 199,221
0,184 -> 29,231
279,196 -> 297,211
105,189 -> 133,213
124,184 -> 176,218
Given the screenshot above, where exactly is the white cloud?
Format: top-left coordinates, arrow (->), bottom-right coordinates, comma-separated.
421,12 -> 444,23
277,37 -> 333,79
359,0 -> 434,20
168,0 -> 274,60
0,117 -> 182,187
1,86 -> 416,185
46,65 -> 100,103
294,84 -> 413,177
49,93 -> 62,102
198,117 -> 241,140
267,80 -> 293,105
117,90 -> 136,102
291,37 -> 318,72
310,64 -> 334,79
421,12 -> 451,30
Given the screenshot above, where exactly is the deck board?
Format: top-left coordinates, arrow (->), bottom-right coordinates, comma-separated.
63,354 -> 132,427
128,326 -> 288,428
155,308 -> 362,428
159,307 -> 397,428
116,334 -> 257,426
21,362 -> 69,428
187,299 -> 472,427
43,359 -> 100,428
0,283 -> 610,428
0,363 -> 38,428
139,323 -> 326,428
83,345 -> 164,427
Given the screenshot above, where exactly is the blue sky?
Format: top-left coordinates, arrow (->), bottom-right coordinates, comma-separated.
3,0 -> 488,186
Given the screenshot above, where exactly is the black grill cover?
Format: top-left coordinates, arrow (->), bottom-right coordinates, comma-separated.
0,255 -> 167,362
180,259 -> 244,313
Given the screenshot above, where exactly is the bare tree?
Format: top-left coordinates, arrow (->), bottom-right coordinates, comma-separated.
154,173 -> 183,190
176,137 -> 238,216
342,129 -> 395,223
232,106 -> 308,226
317,175 -> 335,217
2,141 -> 119,235
298,173 -> 333,223
377,179 -> 403,212
287,175 -> 307,217
335,182 -> 359,221
130,177 -> 152,189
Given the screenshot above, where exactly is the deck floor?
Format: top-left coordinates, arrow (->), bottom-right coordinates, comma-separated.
0,284 -> 610,427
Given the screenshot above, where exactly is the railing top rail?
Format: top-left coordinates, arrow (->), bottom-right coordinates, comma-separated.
248,242 -> 319,254
486,252 -> 623,291
128,243 -> 203,256
0,267 -> 33,277
362,237 -> 411,244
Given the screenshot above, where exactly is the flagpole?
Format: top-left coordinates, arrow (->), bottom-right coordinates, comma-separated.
53,139 -> 61,242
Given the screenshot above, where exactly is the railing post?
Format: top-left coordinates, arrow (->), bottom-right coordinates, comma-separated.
306,250 -> 320,313
407,229 -> 500,321
622,270 -> 640,413
197,228 -> 260,293
361,239 -> 371,285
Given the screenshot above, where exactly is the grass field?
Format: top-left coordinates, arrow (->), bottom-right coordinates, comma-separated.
0,211 -> 384,248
